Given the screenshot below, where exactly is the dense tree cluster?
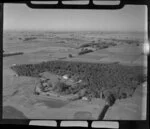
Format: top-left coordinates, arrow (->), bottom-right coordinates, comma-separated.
23,37 -> 37,41
110,38 -> 142,45
68,54 -> 73,58
79,42 -> 116,50
53,81 -> 71,94
78,49 -> 94,55
10,60 -> 145,100
79,39 -> 142,50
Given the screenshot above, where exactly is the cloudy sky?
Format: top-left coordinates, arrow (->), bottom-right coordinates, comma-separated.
3,3 -> 147,32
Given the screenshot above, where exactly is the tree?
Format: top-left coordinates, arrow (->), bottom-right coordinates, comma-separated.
68,54 -> 73,58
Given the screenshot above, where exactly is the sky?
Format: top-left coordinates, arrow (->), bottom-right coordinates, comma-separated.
3,3 -> 147,32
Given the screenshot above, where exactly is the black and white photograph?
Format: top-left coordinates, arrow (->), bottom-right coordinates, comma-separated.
2,0 -> 148,120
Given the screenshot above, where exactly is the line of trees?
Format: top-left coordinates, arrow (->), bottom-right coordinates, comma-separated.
3,52 -> 24,57
79,42 -> 116,50
78,49 -> 93,55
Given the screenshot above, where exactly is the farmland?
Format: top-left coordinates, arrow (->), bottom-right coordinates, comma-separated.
3,31 -> 147,120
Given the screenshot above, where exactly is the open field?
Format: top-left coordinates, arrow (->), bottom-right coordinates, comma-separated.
3,31 -> 147,120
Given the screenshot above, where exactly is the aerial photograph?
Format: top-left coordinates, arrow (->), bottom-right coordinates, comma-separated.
3,3 -> 147,120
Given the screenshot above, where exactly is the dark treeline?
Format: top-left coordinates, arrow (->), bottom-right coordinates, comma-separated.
78,49 -> 93,55
10,60 -> 146,99
79,39 -> 141,50
3,52 -> 24,57
79,42 -> 115,50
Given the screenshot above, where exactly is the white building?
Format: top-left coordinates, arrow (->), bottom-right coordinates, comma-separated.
62,75 -> 69,80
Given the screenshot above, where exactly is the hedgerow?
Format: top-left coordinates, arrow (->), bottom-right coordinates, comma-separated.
3,52 -> 24,57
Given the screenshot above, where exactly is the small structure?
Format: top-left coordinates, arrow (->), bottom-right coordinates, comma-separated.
12,64 -> 16,66
62,75 -> 69,80
78,80 -> 82,83
82,97 -> 88,101
43,82 -> 48,87
35,84 -> 42,95
13,73 -> 18,77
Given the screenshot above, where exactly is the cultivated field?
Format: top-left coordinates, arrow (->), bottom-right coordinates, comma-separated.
3,31 -> 147,120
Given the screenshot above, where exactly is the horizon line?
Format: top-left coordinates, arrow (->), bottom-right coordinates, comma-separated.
3,29 -> 146,33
